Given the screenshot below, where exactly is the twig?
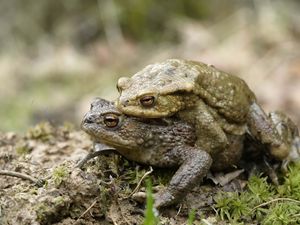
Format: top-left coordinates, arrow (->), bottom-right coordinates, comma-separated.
252,197 -> 300,211
0,170 -> 44,187
175,204 -> 182,217
73,199 -> 98,225
128,166 -> 153,197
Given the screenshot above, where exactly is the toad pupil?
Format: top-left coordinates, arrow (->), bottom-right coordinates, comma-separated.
140,96 -> 155,107
104,114 -> 119,127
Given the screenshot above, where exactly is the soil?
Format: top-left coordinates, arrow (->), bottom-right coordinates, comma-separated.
0,122 -> 252,225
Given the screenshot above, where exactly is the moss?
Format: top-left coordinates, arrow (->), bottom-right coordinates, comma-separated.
27,122 -> 54,141
215,192 -> 250,221
262,202 -> 300,225
35,203 -> 50,223
35,196 -> 70,224
98,185 -> 112,216
52,165 -> 69,186
247,175 -> 275,204
15,142 -> 32,155
53,196 -> 65,206
214,162 -> 300,224
278,163 -> 300,200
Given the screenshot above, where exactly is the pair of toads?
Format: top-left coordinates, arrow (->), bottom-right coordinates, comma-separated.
81,59 -> 300,208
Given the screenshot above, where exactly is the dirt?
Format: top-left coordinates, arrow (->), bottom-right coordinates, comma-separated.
0,122 -> 257,225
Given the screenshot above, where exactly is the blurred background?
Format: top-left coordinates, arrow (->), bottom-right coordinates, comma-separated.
0,0 -> 299,132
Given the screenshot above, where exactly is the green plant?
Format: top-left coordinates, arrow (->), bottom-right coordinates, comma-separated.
52,165 -> 68,186
27,122 -> 54,141
214,163 -> 300,224
187,209 -> 196,225
143,179 -> 159,225
279,163 -> 300,200
215,192 -> 250,221
262,202 -> 300,225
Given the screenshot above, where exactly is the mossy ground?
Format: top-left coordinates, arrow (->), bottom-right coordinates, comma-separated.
0,123 -> 300,224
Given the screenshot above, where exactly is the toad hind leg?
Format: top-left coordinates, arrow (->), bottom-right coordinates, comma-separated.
247,102 -> 289,160
154,146 -> 212,208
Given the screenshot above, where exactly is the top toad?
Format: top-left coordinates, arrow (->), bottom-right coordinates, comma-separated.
116,59 -> 288,159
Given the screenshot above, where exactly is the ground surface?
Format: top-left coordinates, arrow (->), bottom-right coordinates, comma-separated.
0,123 -> 259,225
1,123 -> 300,225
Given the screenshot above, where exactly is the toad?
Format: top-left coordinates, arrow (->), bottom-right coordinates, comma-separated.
116,59 -> 288,160
81,98 -> 299,208
82,98 -> 212,208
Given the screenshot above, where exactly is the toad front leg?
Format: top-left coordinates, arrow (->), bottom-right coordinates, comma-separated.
154,146 -> 212,208
179,99 -> 229,155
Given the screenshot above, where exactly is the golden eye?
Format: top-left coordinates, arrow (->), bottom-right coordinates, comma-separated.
140,96 -> 155,107
104,114 -> 120,128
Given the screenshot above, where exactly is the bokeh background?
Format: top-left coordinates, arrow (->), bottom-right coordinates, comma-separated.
1,0 -> 300,132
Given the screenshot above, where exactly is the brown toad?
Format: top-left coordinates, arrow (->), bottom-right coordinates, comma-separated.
81,98 -> 212,208
81,98 -> 299,208
116,59 -> 288,160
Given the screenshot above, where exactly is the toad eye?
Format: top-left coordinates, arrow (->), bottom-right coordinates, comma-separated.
104,114 -> 120,128
140,96 -> 155,107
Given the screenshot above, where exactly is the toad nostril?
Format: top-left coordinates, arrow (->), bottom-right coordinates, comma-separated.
121,99 -> 129,107
119,99 -> 129,107
84,115 -> 94,124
